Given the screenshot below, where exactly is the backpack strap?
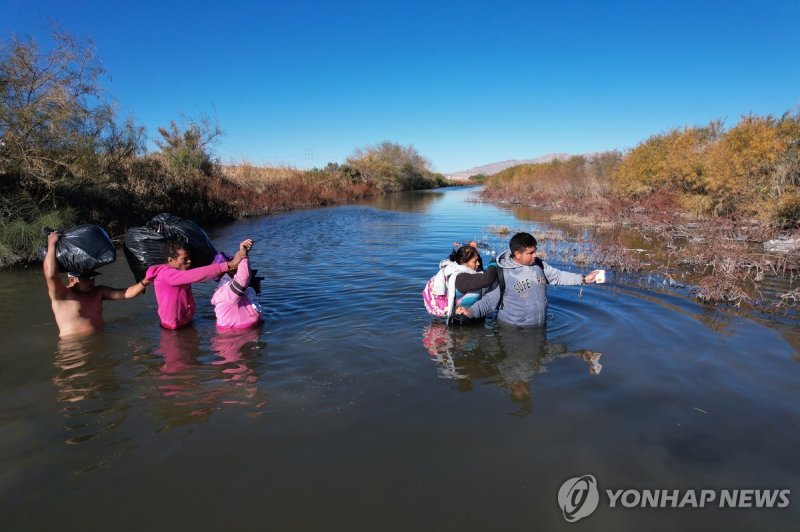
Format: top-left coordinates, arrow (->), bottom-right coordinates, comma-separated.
534,257 -> 549,284
496,266 -> 505,309
487,261 -> 505,310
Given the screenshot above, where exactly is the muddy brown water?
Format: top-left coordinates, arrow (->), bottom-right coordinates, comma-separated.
1,187 -> 798,530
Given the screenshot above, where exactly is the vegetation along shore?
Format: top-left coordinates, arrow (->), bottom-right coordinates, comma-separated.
0,32 -> 451,268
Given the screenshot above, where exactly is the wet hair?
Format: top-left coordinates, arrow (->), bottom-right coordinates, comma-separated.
165,239 -> 190,260
449,244 -> 479,265
509,232 -> 537,254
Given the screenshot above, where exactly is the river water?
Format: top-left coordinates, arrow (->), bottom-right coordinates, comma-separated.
2,187 -> 798,530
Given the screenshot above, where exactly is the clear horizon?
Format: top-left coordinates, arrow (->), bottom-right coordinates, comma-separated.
2,0 -> 799,173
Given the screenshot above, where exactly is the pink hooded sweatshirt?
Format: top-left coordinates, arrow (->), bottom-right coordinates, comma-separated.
210,258 -> 262,330
145,261 -> 229,330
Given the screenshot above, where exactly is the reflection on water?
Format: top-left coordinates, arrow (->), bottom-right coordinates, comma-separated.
53,336 -> 132,470
55,336 -> 119,405
157,327 -> 201,376
355,188 -> 447,213
51,326 -> 268,470
154,326 -> 267,425
210,327 -> 263,388
422,321 -> 602,416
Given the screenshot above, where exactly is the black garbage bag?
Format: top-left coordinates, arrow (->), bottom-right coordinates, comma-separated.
39,225 -> 116,275
123,213 -> 217,281
122,226 -> 170,282
148,213 -> 217,267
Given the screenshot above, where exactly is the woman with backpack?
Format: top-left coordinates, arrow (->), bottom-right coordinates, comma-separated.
423,244 -> 498,323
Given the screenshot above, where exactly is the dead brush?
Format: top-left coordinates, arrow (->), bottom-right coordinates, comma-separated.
223,162 -> 305,193
490,225 -> 511,236
772,287 -> 800,311
693,274 -> 754,306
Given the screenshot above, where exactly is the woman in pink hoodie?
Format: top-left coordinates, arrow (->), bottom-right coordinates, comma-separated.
211,239 -> 262,330
145,240 -> 248,330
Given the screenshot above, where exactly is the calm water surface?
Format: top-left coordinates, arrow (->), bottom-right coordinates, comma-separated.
2,187 -> 798,531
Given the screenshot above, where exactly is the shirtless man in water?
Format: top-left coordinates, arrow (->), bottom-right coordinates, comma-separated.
44,232 -> 149,337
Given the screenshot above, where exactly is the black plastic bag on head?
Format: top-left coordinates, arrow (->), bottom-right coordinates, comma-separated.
123,213 -> 217,281
148,213 -> 217,267
122,226 -> 170,282
39,225 -> 116,275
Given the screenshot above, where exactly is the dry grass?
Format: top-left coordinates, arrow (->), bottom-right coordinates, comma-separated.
550,213 -> 616,229
212,164 -> 375,216
489,225 -> 511,236
223,162 -> 306,193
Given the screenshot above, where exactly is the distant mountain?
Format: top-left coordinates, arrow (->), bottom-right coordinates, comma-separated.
446,153 -> 574,180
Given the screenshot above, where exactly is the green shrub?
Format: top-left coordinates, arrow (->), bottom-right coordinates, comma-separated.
155,117 -> 221,176
0,207 -> 76,266
346,141 -> 441,191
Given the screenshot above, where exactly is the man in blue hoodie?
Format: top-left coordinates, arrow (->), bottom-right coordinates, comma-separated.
457,232 -> 599,327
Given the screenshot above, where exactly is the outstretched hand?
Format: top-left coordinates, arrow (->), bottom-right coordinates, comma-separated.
47,231 -> 60,247
584,270 -> 602,284
239,239 -> 253,253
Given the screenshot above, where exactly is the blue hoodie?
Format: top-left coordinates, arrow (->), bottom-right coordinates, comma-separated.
467,250 -> 583,326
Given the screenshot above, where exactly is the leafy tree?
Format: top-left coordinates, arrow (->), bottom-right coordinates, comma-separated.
347,141 -> 436,190
0,31 -> 142,202
155,116 -> 222,176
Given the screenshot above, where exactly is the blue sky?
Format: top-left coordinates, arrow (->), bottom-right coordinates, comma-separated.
2,0 -> 799,173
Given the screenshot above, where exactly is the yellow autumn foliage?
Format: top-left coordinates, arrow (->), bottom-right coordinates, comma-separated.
612,123 -> 721,198
484,110 -> 800,225
703,115 -> 792,214
611,111 -> 800,222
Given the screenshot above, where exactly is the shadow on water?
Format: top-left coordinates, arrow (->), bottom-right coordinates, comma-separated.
421,321 -> 602,417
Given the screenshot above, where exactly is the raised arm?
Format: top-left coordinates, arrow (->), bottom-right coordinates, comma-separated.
232,257 -> 251,289
43,232 -> 68,300
224,240 -> 254,297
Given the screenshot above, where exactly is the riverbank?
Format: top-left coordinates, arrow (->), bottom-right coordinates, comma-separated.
480,189 -> 800,312
0,160 -> 455,269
